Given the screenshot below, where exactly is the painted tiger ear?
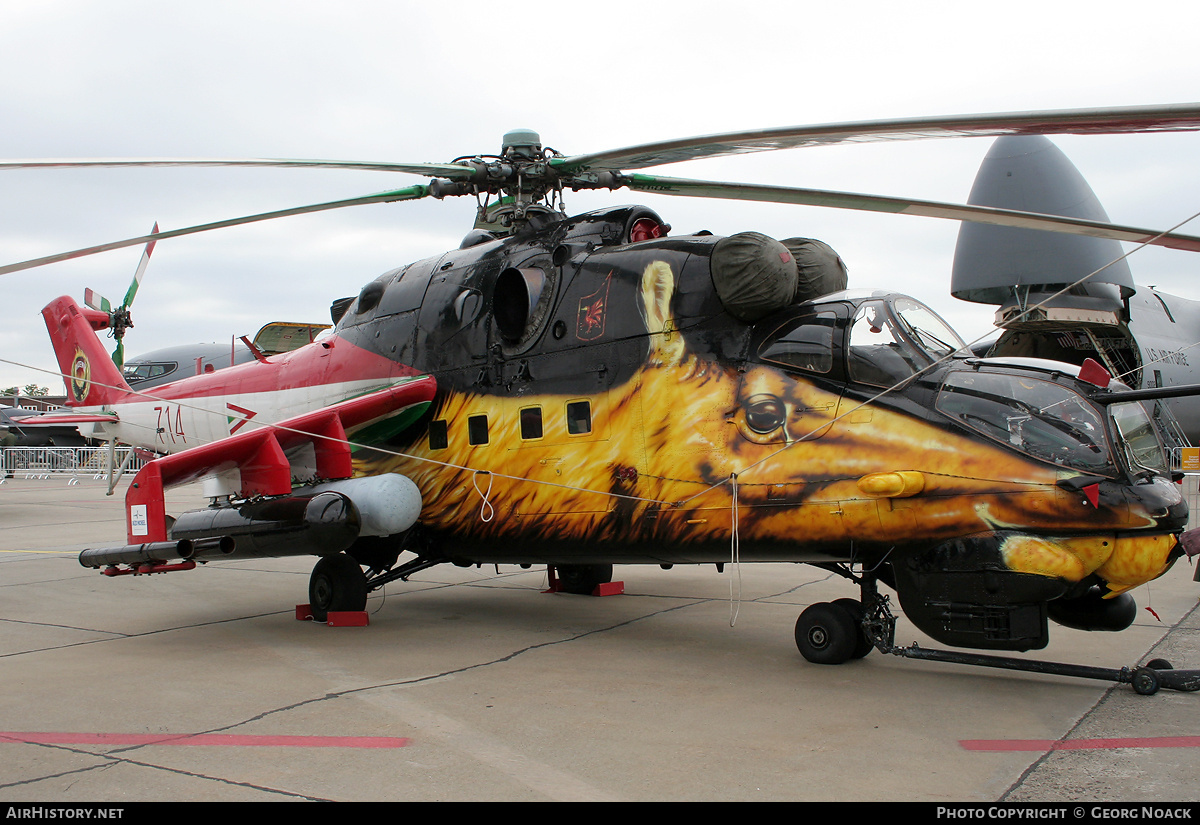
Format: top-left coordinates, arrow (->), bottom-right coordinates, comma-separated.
639,261 -> 684,365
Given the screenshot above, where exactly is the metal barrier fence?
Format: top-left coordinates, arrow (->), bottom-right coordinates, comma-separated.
1183,475 -> 1200,532
1,446 -> 147,480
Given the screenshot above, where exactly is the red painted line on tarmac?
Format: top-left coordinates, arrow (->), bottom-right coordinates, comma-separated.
0,731 -> 409,748
961,736 -> 1200,751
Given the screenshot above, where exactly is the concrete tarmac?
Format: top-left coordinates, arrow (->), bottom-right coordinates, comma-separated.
1,476 -> 1198,803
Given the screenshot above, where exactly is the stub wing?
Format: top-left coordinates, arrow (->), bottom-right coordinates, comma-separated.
123,375 -> 436,543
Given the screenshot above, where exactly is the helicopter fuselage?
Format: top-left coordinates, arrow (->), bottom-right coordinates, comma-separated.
323,207 -> 1185,651
51,204 -> 1188,653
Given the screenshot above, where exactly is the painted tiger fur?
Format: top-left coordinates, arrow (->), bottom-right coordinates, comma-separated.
357,260 -> 1177,583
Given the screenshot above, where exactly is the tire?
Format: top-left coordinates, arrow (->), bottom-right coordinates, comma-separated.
1145,658 -> 1173,671
309,553 -> 368,622
1132,667 -> 1160,696
555,563 -> 613,595
795,602 -> 858,665
833,598 -> 874,659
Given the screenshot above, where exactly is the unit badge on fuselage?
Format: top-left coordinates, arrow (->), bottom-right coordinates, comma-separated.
70,346 -> 91,403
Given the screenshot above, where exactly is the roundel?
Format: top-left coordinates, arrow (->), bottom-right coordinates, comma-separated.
70,347 -> 91,403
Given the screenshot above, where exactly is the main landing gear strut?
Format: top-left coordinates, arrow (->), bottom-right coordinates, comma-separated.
304,554 -> 617,621
798,565 -> 1200,696
306,551 -> 447,622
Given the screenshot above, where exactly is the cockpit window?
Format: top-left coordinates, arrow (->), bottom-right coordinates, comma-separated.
1109,401 -> 1168,473
123,362 -> 176,382
892,297 -> 965,358
936,371 -> 1114,474
847,300 -> 923,387
758,311 -> 837,374
846,298 -> 965,387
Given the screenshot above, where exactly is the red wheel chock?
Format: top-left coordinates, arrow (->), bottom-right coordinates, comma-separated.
543,567 -> 625,596
295,605 -> 369,626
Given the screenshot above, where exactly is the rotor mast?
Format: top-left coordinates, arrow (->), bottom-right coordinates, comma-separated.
429,129 -> 625,233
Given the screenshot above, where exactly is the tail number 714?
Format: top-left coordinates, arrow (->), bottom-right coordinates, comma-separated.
154,405 -> 187,445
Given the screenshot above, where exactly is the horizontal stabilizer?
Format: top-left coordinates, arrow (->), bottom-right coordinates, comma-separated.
8,412 -> 118,426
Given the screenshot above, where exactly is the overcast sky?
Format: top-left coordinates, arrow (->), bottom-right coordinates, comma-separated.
1,0 -> 1198,393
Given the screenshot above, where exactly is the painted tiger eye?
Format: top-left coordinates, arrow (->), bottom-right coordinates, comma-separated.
744,394 -> 786,434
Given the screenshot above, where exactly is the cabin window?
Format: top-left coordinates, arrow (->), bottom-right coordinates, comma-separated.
428,419 -> 448,450
468,414 -> 489,446
520,406 -> 544,440
566,401 -> 592,435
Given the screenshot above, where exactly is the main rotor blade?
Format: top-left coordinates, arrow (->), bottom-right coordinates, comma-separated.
0,158 -> 477,179
625,174 -> 1200,253
0,185 -> 430,276
558,104 -> 1200,174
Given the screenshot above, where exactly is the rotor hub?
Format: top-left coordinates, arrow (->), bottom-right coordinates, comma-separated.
501,129 -> 543,160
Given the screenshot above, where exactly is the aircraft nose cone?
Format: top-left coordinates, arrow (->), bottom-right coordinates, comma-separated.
951,134 -> 1133,304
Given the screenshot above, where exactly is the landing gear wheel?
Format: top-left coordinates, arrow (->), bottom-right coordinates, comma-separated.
833,598 -> 874,659
795,602 -> 858,665
1146,658 -> 1173,671
555,563 -> 613,595
1131,667 -> 1161,696
309,554 -> 368,622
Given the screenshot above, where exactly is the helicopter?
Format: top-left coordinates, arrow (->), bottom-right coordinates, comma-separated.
10,104 -> 1200,695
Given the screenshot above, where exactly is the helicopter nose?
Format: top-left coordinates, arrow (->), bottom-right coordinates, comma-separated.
1124,477 -> 1187,530
1000,533 -> 1177,592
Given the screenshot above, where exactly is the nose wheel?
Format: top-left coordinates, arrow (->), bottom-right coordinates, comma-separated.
795,601 -> 866,665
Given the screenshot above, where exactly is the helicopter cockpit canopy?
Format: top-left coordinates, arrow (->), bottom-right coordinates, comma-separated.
754,291 -> 967,385
752,291 -> 1174,478
845,295 -> 967,387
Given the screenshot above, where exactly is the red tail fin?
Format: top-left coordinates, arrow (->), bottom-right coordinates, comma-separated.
41,296 -> 133,407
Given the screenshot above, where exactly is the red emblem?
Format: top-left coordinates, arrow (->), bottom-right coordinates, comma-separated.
577,274 -> 612,341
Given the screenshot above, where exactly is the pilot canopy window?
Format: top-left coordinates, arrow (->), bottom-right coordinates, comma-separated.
847,300 -> 922,387
757,311 -> 836,373
936,372 -> 1113,474
123,362 -> 177,382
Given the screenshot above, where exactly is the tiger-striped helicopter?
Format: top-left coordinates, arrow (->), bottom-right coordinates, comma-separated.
8,104 -> 1200,694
